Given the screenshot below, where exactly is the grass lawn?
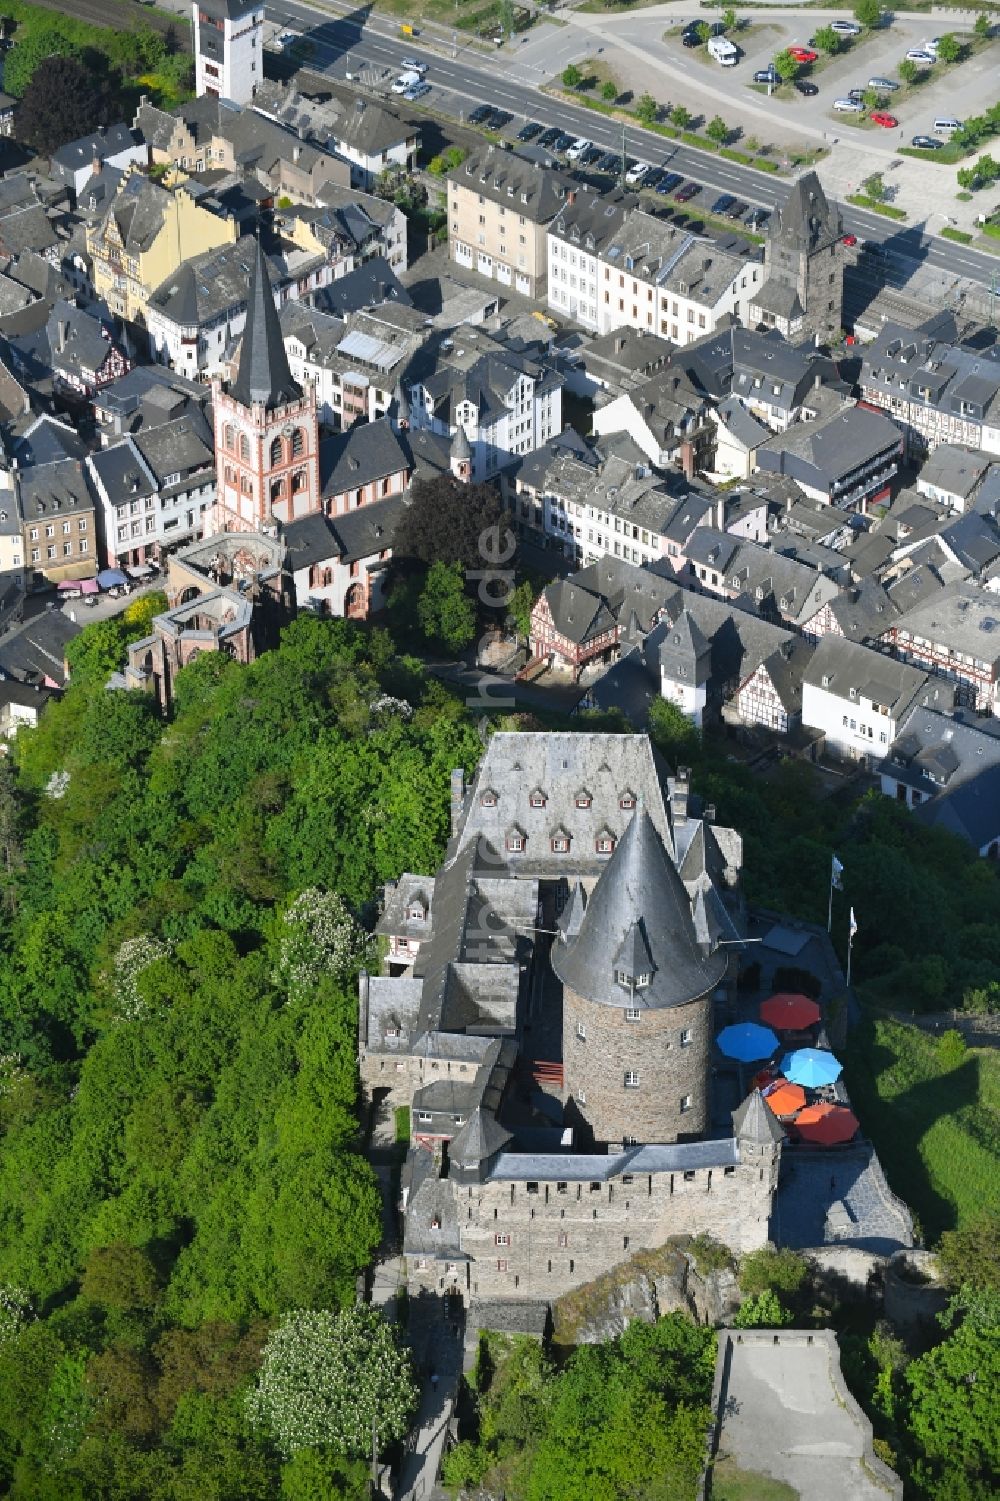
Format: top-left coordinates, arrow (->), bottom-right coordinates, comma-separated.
843,1016 -> 1000,1244
941,226 -> 974,243
394,1104 -> 410,1145
710,1458 -> 798,1501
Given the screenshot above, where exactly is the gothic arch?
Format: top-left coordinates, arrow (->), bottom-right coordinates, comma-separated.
269,436 -> 283,467
223,422 -> 234,451
291,427 -> 305,458
239,432 -> 251,463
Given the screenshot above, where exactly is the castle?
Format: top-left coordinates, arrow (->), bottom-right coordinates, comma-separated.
360,734 -> 783,1304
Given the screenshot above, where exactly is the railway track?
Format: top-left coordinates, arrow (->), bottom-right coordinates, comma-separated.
10,0 -> 192,51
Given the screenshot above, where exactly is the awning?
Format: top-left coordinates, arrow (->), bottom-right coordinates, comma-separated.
80,578 -> 100,594
97,568 -> 128,589
126,564 -> 155,580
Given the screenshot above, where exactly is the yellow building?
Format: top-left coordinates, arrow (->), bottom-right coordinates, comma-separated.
87,170 -> 237,325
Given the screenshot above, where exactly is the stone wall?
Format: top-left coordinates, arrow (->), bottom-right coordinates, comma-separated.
562,986 -> 711,1144
449,1154 -> 775,1303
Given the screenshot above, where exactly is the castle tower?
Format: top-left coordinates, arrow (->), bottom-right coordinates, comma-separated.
731,1089 -> 784,1251
212,237 -> 320,533
658,608 -> 712,727
553,804 -> 728,1147
450,424 -> 472,483
751,170 -> 844,343
192,0 -> 264,105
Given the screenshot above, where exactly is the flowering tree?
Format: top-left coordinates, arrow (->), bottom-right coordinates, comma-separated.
112,933 -> 172,1021
0,1285 -> 32,1347
246,1305 -> 418,1458
276,888 -> 367,1002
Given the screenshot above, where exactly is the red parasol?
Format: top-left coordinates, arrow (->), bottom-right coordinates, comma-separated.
765,1082 -> 807,1116
794,1103 -> 859,1145
760,993 -> 822,1030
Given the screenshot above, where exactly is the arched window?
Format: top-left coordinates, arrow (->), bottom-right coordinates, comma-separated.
240,474 -> 253,496
269,436 -> 283,466
291,427 -> 305,458
239,433 -> 250,463
291,469 -> 307,494
223,423 -> 234,451
270,478 -> 285,502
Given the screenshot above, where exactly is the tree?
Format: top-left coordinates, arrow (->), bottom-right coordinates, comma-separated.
648,697 -> 701,767
898,57 -> 919,83
706,115 -> 730,144
721,8 -> 736,32
670,104 -> 692,129
275,888 -> 367,1002
695,21 -> 710,44
391,474 -> 513,575
0,761 -> 24,916
862,172 -> 888,203
853,0 -> 881,27
814,25 -> 841,53
733,1289 -> 793,1327
417,561 -> 477,653
601,80 -> 618,101
508,579 -> 536,640
635,93 -> 658,126
936,1211 -> 1000,1291
957,165 -> 979,191
905,1294 -> 1000,1492
497,0 -> 516,35
16,55 -> 111,157
774,50 -> 799,82
863,86 -> 885,111
246,1306 -> 418,1459
935,32 -> 961,63
974,13 -> 991,39
562,63 -> 583,88
81,1244 -> 159,1313
1,21 -> 83,98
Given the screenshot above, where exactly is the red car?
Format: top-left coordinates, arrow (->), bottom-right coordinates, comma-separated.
870,111 -> 898,128
842,233 -> 858,247
788,46 -> 818,62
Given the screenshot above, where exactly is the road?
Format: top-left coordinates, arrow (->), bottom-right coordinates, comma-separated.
252,0 -> 1000,294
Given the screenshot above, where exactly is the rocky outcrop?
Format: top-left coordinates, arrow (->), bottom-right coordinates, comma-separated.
551,1239 -> 741,1346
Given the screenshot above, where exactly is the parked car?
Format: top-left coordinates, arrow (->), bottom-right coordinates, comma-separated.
391,71 -> 421,93
788,46 -> 818,62
517,121 -> 542,141
579,146 -> 603,167
566,137 -> 593,161
848,88 -> 866,101
551,130 -> 574,151
794,79 -> 819,95
834,97 -> 865,112
842,232 -> 858,246
711,192 -> 736,214
905,48 -> 936,63
538,125 -> 562,146
657,171 -> 683,194
468,104 -> 494,124
488,108 -> 513,128
625,161 -> 651,185
924,36 -> 942,53
400,57 -> 428,75
754,67 -> 779,84
403,81 -> 431,100
831,19 -> 862,34
682,25 -> 702,46
745,205 -> 770,228
643,167 -> 665,189
934,117 -> 962,134
911,134 -> 944,149
868,76 -> 898,90
598,152 -> 623,174
675,181 -> 702,201
870,111 -> 898,128
726,199 -> 749,219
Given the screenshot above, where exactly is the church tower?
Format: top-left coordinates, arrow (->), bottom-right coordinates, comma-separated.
750,170 -> 844,343
553,803 -> 728,1148
192,0 -> 264,105
212,238 -> 320,533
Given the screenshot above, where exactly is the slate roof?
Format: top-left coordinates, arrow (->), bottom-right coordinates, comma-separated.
861,322 -> 1000,427
659,607 -> 711,686
538,578 -> 616,646
134,414 -> 214,485
756,405 -> 902,487
319,416 -> 410,498
12,415 -> 85,468
487,1137 -> 739,1183
882,704 -> 1000,801
913,763 -> 1000,848
644,588 -> 799,690
87,436 -> 157,508
715,396 -> 771,451
771,170 -> 842,251
310,255 -> 412,317
19,458 -> 93,521
229,236 -> 301,410
0,609 -> 80,686
551,805 -> 727,1011
804,635 -> 940,719
917,444 -> 990,503
51,123 -> 140,174
330,95 -> 415,157
733,1089 -> 785,1145
888,581 -> 1000,664
148,234 -> 275,328
282,493 -> 404,570
452,151 -> 573,224
751,279 -> 804,321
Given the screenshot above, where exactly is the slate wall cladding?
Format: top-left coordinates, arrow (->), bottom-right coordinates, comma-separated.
562,986 -> 711,1145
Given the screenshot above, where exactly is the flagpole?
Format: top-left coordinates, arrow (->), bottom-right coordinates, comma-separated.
827,866 -> 834,934
846,909 -> 855,990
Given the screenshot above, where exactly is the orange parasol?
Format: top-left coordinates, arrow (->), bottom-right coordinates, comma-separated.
794,1103 -> 859,1145
764,1082 -> 807,1116
760,993 -> 822,1029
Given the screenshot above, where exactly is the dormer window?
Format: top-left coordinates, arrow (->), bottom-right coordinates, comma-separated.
506,827 -> 526,853
529,789 -> 547,808
480,789 -> 498,807
550,828 -> 571,854
596,832 -> 616,855
619,791 -> 636,810
406,902 -> 425,922
618,970 -> 651,988
575,789 -> 592,809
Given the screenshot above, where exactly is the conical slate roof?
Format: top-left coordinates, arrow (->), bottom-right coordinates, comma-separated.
732,1089 -> 785,1145
451,424 -> 471,461
449,1104 -> 513,1166
230,236 -> 301,410
551,805 -> 727,1011
660,608 -> 711,686
775,170 -> 841,250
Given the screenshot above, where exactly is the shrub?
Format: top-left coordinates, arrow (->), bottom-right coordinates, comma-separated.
733,1290 -> 792,1328
738,1247 -> 809,1299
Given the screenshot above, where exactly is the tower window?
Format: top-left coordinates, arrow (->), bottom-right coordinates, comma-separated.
269,436 -> 283,466
625,1070 -> 640,1088
680,1028 -> 692,1047
239,433 -> 250,462
617,970 -> 651,989
680,1094 -> 692,1112
291,427 -> 305,458
223,422 -> 234,450
625,1007 -> 641,1022
576,1021 -> 586,1041
620,792 -> 636,809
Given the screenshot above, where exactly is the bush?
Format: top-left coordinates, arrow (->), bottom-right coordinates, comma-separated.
601,80 -> 617,101
733,1290 -> 792,1328
562,62 -> 583,88
738,1247 -> 809,1299
937,1029 -> 967,1070
689,1234 -> 736,1276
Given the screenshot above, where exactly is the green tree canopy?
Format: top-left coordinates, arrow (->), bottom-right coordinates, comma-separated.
417,560 -> 478,653
774,50 -> 799,82
814,25 -> 841,53
853,0 -> 881,27
15,55 -> 111,155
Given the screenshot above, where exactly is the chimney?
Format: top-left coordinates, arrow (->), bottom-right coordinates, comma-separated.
293,144 -> 301,163
450,767 -> 465,836
703,803 -> 716,824
672,767 -> 690,826
357,968 -> 370,1053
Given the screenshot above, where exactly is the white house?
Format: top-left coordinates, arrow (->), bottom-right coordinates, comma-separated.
87,416 -> 215,568
50,125 -> 147,201
802,635 -> 948,766
193,0 -> 264,104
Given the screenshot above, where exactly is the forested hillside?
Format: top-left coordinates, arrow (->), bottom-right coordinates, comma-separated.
0,616 -> 481,1496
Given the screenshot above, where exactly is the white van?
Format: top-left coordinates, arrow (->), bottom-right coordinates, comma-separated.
391,70 -> 422,94
566,137 -> 593,162
933,117 -> 962,134
708,35 -> 739,65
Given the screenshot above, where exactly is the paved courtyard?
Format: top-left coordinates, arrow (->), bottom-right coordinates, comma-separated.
774,1145 -> 913,1256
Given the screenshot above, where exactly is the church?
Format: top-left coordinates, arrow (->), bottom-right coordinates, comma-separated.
749,171 -> 845,344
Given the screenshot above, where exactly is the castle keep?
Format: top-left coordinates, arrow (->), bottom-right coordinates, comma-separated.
360,733 -> 782,1303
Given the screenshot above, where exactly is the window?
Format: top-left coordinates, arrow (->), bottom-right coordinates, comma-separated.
30,548 -> 39,562
269,436 -> 283,465
529,790 -> 546,807
558,1231 -> 568,1248
62,521 -> 71,535
495,1233 -> 510,1246
625,1007 -> 641,1023
680,1028 -> 692,1047
551,834 -> 569,854
417,1112 -> 432,1123
680,1094 -> 692,1112
239,433 -> 250,462
224,423 -> 234,450
291,427 -> 305,458
625,1070 -> 640,1088
576,1021 -> 586,1041
63,543 -> 72,557
526,1182 -> 539,1195
29,528 -> 38,541
556,1182 -> 568,1194
575,791 -> 592,808
78,519 -> 87,532
45,525 -> 54,539
620,792 -> 636,809
596,833 -> 615,855
506,831 -> 524,853
683,1170 -> 696,1182
497,1259 -> 508,1272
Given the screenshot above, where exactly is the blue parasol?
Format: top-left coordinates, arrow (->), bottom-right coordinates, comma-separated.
717,1022 -> 780,1062
780,1048 -> 843,1088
